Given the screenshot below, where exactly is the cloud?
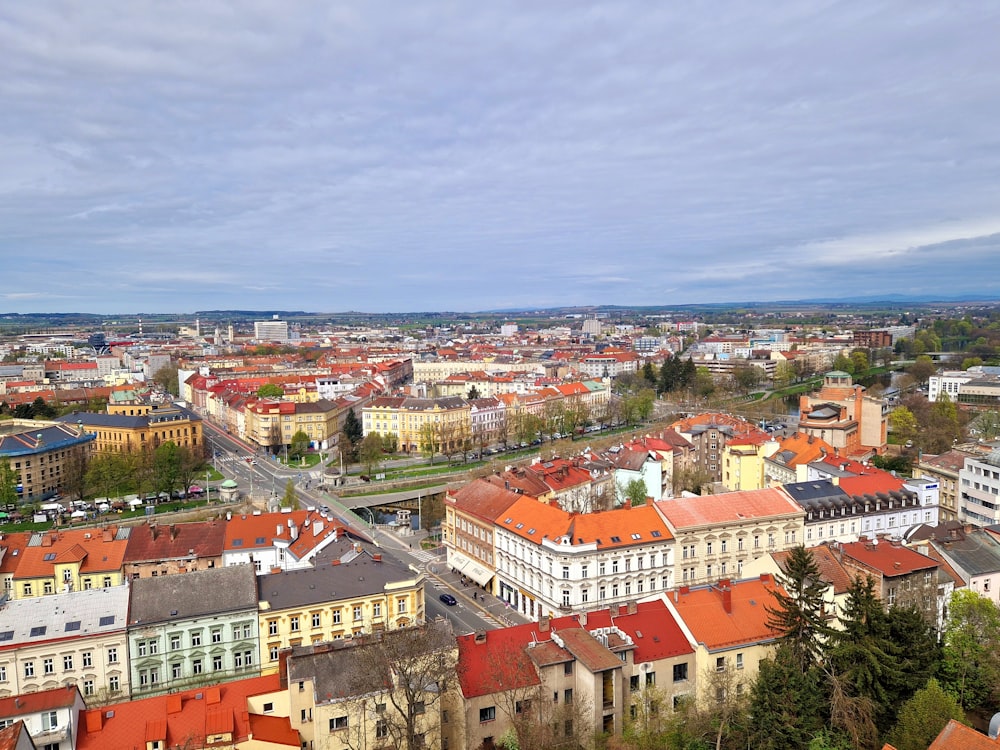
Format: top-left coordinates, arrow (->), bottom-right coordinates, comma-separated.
1,2 -> 999,312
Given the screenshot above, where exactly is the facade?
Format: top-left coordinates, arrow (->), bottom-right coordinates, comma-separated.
914,449 -> 976,522
797,371 -> 888,457
362,396 -> 471,455
56,403 -> 203,454
669,413 -> 764,484
0,586 -> 130,703
763,431 -> 835,486
10,527 -> 130,601
254,320 -> 290,342
721,433 -> 779,492
494,497 -> 674,618
0,421 -> 95,502
922,527 -> 1000,606
127,564 -> 261,698
0,685 -> 86,750
444,479 -> 522,594
222,510 -> 346,575
959,450 -> 1000,526
256,544 -> 425,675
654,488 -> 805,585
468,396 -> 505,448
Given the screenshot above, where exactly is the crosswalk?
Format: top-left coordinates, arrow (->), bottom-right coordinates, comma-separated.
409,548 -> 440,563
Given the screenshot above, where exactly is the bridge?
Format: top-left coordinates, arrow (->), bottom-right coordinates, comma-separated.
332,482 -> 463,510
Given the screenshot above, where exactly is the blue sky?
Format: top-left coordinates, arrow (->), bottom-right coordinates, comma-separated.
2,2 -> 1000,314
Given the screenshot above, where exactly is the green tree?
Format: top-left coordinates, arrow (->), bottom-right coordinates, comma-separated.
922,393 -> 963,453
289,430 -> 311,461
358,432 -> 384,475
773,361 -> 796,389
732,363 -> 763,394
962,356 -> 983,370
619,477 -> 649,506
86,451 -> 137,499
152,363 -> 179,396
748,644 -> 827,750
907,355 -> 936,384
31,396 -> 56,419
256,383 -> 284,399
641,361 -> 658,387
0,461 -> 18,507
850,350 -> 870,373
939,589 -> 1000,711
889,406 -> 918,445
466,385 -> 481,400
380,432 -> 399,453
282,478 -> 300,509
152,441 -> 182,497
418,422 -> 438,464
831,353 -> 855,374
343,409 -> 363,446
766,546 -> 834,671
885,678 -> 964,750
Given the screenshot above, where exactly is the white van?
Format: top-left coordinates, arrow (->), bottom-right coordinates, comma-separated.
40,502 -> 66,514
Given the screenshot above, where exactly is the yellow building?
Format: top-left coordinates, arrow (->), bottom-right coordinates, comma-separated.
363,396 -> 471,454
721,434 -> 779,491
11,527 -> 130,600
245,398 -> 346,452
257,545 -> 425,675
56,403 -> 203,454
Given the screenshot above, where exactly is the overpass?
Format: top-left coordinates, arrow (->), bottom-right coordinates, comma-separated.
332,482 -> 463,510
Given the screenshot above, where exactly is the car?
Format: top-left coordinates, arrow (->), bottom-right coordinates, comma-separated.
439,593 -> 457,606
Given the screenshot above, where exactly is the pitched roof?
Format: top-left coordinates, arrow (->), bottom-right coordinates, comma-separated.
129,564 -> 258,625
773,545 -> 854,595
654,487 -> 802,530
76,675 -> 286,750
769,431 -> 834,468
840,539 -> 939,577
668,575 -> 783,650
0,585 -> 129,650
930,528 -> 1000,577
123,520 -> 227,564
927,720 -> 1000,750
0,720 -> 29,750
0,684 -> 82,718
448,478 -> 523,522
14,527 -> 130,580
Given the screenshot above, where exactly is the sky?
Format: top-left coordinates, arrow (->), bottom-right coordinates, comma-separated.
3,2 -> 1000,314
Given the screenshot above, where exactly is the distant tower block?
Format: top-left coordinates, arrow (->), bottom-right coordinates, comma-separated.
228,324 -> 235,343
195,318 -> 201,337
138,317 -> 143,337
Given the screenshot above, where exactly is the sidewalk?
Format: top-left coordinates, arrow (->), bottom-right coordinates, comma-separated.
423,545 -> 530,628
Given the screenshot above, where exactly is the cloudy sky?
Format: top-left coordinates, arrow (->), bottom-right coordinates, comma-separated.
3,2 -> 1000,314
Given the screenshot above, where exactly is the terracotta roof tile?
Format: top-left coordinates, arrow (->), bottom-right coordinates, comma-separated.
928,720 -> 1000,749
840,539 -> 939,577
669,576 -> 783,650
654,488 -> 802,530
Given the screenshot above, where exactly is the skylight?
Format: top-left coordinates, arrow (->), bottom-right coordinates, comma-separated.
99,615 -> 115,626
65,621 -> 81,632
232,539 -> 243,547
503,518 -> 513,524
515,523 -> 523,529
255,537 -> 266,545
631,533 -> 641,540
29,626 -> 46,637
43,552 -> 56,561
651,530 -> 662,538
610,536 -> 621,543
0,631 -> 13,642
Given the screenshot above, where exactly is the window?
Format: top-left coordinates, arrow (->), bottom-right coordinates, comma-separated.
716,656 -> 726,672
109,675 -> 120,692
63,654 -> 73,671
720,539 -> 728,553
107,647 -> 118,664
398,598 -> 408,614
172,662 -> 182,679
83,679 -> 94,696
736,652 -> 744,670
235,651 -> 244,669
43,658 -> 54,675
0,666 -> 5,682
673,662 -> 688,682
353,606 -> 363,621
376,719 -> 388,738
564,688 -> 573,704
290,616 -> 300,632
213,655 -> 223,671
23,662 -> 34,678
373,602 -> 382,617
191,632 -> 202,647
412,701 -> 425,715
330,716 -> 349,731
193,659 -> 203,674
212,629 -> 222,644
706,541 -> 713,555
480,706 -> 496,723
312,613 -> 321,628
562,565 -> 570,579
263,702 -> 274,714
41,711 -> 58,731
332,610 -> 342,624
170,635 -> 181,650
564,661 -> 573,676
630,675 -> 640,692
269,646 -> 279,662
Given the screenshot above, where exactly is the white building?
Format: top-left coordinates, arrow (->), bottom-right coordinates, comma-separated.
928,371 -> 973,403
253,319 -> 289,343
959,449 -> 1000,526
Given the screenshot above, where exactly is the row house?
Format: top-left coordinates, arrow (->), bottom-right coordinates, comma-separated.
456,600 -> 695,750
628,432 -> 697,498
468,396 -> 505,447
669,413 -> 765,484
0,685 -> 86,750
362,396 -> 471,454
916,525 -> 1000,607
257,542 -> 425,675
494,497 -> 674,618
763,431 -> 835,487
654,488 -> 806,586
507,456 -> 614,513
10,527 -> 130,601
444,478 -> 522,594
0,586 -> 131,703
721,432 -> 779,492
744,545 -> 855,627
127,564 -> 261,699
603,445 -> 662,505
123,519 -> 227,579
914,448 -> 977,522
660,574 -> 783,706
577,350 -> 638,379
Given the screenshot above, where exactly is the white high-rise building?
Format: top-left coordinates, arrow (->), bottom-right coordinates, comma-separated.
254,319 -> 289,342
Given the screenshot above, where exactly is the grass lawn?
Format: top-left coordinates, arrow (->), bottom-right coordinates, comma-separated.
280,453 -> 323,469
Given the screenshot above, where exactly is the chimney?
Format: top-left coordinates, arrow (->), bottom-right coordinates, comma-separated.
721,585 -> 733,614
102,528 -> 113,542
579,611 -> 587,627
170,525 -> 177,541
373,554 -> 382,562
539,615 -> 550,632
893,561 -> 901,569
759,573 -> 772,583
831,476 -> 839,486
150,523 -> 158,540
474,630 -> 487,644
627,600 -> 637,615
679,585 -> 689,595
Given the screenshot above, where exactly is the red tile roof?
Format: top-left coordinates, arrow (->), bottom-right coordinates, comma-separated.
839,539 -> 939,577
124,520 -> 227,564
928,720 -> 1000,749
76,675 -> 289,750
668,576 -> 784,650
654,488 -> 802,530
14,528 -> 128,580
0,684 -> 81,717
0,533 -> 31,576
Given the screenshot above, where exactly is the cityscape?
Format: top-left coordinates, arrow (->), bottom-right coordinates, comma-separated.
4,2 -> 1000,750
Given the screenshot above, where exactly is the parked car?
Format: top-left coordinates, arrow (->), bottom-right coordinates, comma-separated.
439,593 -> 457,606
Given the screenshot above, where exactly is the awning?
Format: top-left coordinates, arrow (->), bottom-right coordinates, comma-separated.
448,550 -> 495,587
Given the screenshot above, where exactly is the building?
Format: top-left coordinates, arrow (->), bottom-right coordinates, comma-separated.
763,431 -> 835,486
362,396 -> 471,455
0,685 -> 86,750
254,320 -> 290,343
914,449 -> 977,522
0,586 -> 130,702
494,497 -> 674,618
10,527 -> 130,601
797,371 -> 888,457
122,519 -> 227,579
256,543 -> 425,674
721,432 -> 779,492
959,449 -> 1000,526
0,421 -> 95,502
127,564 -> 261,698
56,403 -> 203,454
661,575 -> 783,705
919,526 -> 1000,606
669,413 -> 765,484
222,510 -> 347,575
654,488 -> 805,585
444,478 -> 522,595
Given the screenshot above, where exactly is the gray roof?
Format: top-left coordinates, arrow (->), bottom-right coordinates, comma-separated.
129,564 -> 258,625
0,586 -> 129,646
258,546 -> 418,611
783,480 -> 851,507
931,529 -> 1000,577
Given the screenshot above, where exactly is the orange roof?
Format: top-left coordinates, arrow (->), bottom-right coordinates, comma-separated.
654,488 -> 802,530
0,533 -> 31,575
0,684 -> 82,717
928,720 -> 1000,749
669,575 -> 783,649
0,721 -> 28,750
772,431 -> 834,467
840,539 -> 938,577
14,528 -> 128,580
77,675 -> 289,750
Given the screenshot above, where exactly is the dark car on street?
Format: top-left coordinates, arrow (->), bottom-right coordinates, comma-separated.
439,593 -> 457,606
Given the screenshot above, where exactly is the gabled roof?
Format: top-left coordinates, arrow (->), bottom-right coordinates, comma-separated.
0,684 -> 82,718
0,720 -> 30,750
668,575 -> 784,650
773,545 -> 854,595
928,529 -> 1000,578
927,720 -> 1000,749
123,520 -> 227,564
448,478 -> 523,523
768,431 -> 834,468
15,527 -> 130,580
654,487 -> 802,530
129,564 -> 258,625
76,675 -> 286,750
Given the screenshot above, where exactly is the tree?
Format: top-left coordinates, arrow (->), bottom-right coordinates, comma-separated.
359,433 -> 384,475
0,461 -> 18,507
152,441 -> 183,497
641,362 -> 658,388
467,385 -> 482,400
381,432 -> 399,453
418,422 -> 439,464
889,406 -> 918,445
61,445 -> 91,504
152,363 -> 179,396
907,356 -> 936,385
921,393 -> 964,453
765,546 -> 833,672
86,451 -> 137,499
256,383 -> 283,399
731,363 -> 763,395
773,361 -> 796,390
939,589 -> 1000,711
619,477 -> 649,506
282,478 -> 299,509
671,464 -> 713,496
884,678 -> 965,750
747,644 -> 826,750
831,353 -> 855,374
289,430 -> 311,461
341,622 -> 457,750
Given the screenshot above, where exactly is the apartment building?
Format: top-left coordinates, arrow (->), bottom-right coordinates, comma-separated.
0,421 -> 95,502
959,450 -> 1000,526
11,527 -> 130,601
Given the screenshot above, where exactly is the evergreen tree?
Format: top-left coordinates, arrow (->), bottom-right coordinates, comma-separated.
681,357 -> 697,390
886,605 -> 940,709
641,361 -> 657,388
658,356 -> 680,394
282,479 -> 299,509
766,546 -> 833,671
748,644 -> 826,750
